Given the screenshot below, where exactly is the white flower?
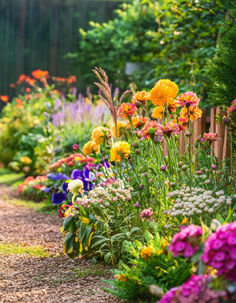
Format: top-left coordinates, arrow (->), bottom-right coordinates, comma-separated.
68,179 -> 83,194
208,208 -> 214,213
215,190 -> 224,196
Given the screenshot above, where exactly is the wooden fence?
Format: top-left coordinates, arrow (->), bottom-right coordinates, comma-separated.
178,106 -> 229,161
0,0 -> 123,96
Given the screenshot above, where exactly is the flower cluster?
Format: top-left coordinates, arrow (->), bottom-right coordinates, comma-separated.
159,275 -> 228,303
166,188 -> 231,218
118,103 -> 136,119
202,222 -> 236,281
49,153 -> 95,170
75,179 -> 132,208
140,208 -> 154,222
198,133 -> 218,143
18,175 -> 48,194
140,246 -> 154,261
169,224 -> 202,258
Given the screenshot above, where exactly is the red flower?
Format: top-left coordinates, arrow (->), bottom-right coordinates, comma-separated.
118,103 -> 136,119
0,95 -> 9,102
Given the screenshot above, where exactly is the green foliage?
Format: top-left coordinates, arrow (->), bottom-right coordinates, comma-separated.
207,4 -> 236,106
104,228 -> 192,302
72,0 -> 229,104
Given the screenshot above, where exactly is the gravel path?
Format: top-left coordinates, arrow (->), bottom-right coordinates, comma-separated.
0,185 -> 121,303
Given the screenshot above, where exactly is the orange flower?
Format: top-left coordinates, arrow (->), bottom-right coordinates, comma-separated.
32,69 -> 49,79
167,98 -> 178,112
141,246 -> 154,261
10,83 -> 16,88
114,274 -> 127,282
153,106 -> 164,119
25,76 -> 36,86
26,88 -> 31,93
67,75 -> 77,84
17,74 -> 26,85
132,90 -> 150,105
180,106 -> 202,122
118,103 -> 136,119
83,141 -> 100,155
130,116 -> 149,129
150,79 -> 178,106
178,116 -> 188,130
0,95 -> 9,102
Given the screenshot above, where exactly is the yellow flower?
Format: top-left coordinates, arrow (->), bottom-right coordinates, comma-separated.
132,90 -> 150,104
20,156 -> 32,165
141,246 -> 154,261
80,217 -> 89,225
181,218 -> 188,225
64,205 -> 76,218
161,239 -> 169,248
92,126 -> 111,145
150,79 -> 178,106
112,121 -> 127,137
180,106 -> 202,122
83,141 -> 100,155
152,105 -> 164,119
110,141 -> 130,162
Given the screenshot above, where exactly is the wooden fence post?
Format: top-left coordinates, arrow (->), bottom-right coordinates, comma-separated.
214,106 -> 225,161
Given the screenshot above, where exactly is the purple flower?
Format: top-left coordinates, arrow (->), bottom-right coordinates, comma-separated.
140,208 -> 154,221
47,173 -> 69,181
52,192 -> 67,205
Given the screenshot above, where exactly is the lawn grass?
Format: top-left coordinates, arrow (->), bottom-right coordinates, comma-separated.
0,167 -> 24,186
0,242 -> 50,257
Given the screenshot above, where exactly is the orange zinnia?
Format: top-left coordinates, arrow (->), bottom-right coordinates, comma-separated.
32,69 -> 49,79
17,74 -> 26,85
0,95 -> 9,102
150,79 -> 178,106
132,90 -> 150,105
180,106 -> 202,122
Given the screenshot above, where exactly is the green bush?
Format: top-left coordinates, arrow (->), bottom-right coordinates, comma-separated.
70,0 -> 229,105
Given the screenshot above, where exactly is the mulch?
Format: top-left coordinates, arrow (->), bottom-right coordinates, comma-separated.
0,185 -> 122,303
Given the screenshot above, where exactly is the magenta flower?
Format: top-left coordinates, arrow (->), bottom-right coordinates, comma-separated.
202,222 -> 236,282
158,275 -> 228,303
169,225 -> 202,258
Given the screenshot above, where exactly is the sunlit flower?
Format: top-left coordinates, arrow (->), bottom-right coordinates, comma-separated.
111,121 -> 127,137
118,103 -> 136,119
0,95 -> 9,102
198,133 -> 218,143
137,121 -> 160,140
180,106 -> 202,122
153,106 -> 164,119
92,126 -> 111,145
32,69 -> 49,79
178,116 -> 188,130
155,120 -> 180,137
132,90 -> 150,105
20,156 -> 32,165
68,179 -> 84,194
141,246 -> 154,260
177,91 -> 200,107
110,141 -> 130,162
129,116 -> 149,129
149,79 -> 178,106
83,141 -> 100,155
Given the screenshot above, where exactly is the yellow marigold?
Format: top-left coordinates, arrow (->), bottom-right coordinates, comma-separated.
20,156 -> 32,165
152,105 -> 164,119
180,106 -> 202,122
83,141 -> 100,156
110,141 -> 130,162
111,121 -> 127,137
132,90 -> 150,104
150,79 -> 178,106
181,218 -> 188,225
161,239 -> 169,248
141,246 -> 154,261
92,126 -> 111,145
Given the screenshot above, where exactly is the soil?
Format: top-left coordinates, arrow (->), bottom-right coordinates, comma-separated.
0,185 -> 122,303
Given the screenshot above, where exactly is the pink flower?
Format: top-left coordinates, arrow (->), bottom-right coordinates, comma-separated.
140,208 -> 154,221
198,133 -> 218,143
118,103 -> 136,119
137,121 -> 160,140
202,222 -> 236,282
177,91 -> 200,107
227,99 -> 236,115
169,225 -> 202,258
155,120 -> 180,137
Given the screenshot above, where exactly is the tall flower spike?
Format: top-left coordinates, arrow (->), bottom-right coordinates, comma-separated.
93,67 -> 130,137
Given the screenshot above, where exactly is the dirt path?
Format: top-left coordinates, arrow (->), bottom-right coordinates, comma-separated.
0,185 -> 121,303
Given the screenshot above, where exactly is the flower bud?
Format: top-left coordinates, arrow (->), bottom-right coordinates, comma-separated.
136,149 -> 141,155
160,165 -> 167,171
134,202 -> 140,208
135,101 -> 142,108
186,131 -> 192,137
197,170 -> 202,175
133,142 -> 138,148
149,178 -> 153,184
212,164 -> 217,170
182,164 -> 187,171
139,184 -> 144,190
